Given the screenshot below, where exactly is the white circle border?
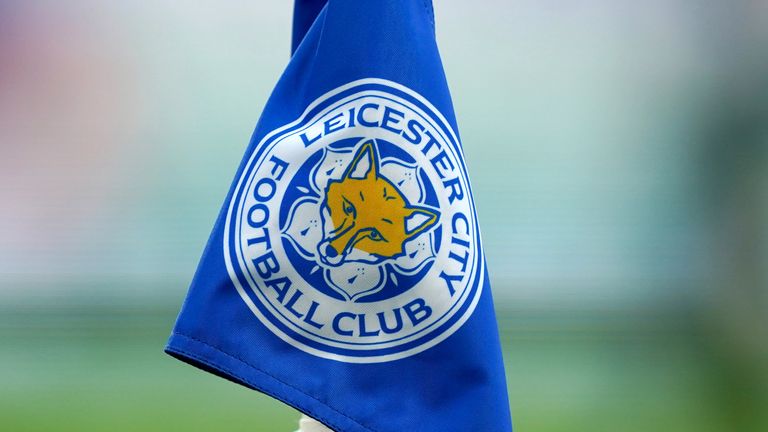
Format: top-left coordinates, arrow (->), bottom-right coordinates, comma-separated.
223,78 -> 485,363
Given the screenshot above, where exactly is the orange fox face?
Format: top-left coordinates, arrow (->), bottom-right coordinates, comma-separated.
318,141 -> 439,266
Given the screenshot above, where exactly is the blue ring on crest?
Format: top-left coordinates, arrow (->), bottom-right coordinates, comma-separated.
225,80 -> 483,360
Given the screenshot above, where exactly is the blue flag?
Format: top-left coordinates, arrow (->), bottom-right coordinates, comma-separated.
166,1 -> 512,430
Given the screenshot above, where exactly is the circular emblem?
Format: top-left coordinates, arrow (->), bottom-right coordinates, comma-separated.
224,79 -> 483,362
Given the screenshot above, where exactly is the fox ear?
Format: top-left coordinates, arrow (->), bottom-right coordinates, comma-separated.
404,206 -> 439,239
343,141 -> 379,180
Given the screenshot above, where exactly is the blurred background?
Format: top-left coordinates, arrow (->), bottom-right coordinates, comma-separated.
1,0 -> 766,431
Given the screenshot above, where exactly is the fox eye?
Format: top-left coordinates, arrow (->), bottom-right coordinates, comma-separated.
368,229 -> 384,241
342,197 -> 356,217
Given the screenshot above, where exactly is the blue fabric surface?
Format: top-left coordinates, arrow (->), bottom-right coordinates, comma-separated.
166,1 -> 512,431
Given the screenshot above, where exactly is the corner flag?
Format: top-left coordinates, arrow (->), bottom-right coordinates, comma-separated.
166,1 -> 512,430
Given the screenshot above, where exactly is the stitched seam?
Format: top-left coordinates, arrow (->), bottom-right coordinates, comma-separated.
170,332 -> 378,432
170,347 -> 343,432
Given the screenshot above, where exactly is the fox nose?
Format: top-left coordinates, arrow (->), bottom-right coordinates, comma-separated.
318,241 -> 345,266
324,244 -> 339,258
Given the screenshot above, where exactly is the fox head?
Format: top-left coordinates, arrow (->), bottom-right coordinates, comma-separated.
318,140 -> 439,267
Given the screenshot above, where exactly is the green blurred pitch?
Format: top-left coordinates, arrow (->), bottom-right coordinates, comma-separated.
2,299 -> 765,432
0,313 -> 297,431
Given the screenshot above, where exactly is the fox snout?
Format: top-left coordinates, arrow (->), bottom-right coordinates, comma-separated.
317,222 -> 355,266
317,238 -> 347,266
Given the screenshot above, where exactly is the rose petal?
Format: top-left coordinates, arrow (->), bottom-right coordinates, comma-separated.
380,159 -> 424,204
310,147 -> 355,192
324,263 -> 385,301
393,232 -> 436,275
282,197 -> 322,259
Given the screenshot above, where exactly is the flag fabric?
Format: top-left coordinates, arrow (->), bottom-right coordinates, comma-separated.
165,1 -> 512,431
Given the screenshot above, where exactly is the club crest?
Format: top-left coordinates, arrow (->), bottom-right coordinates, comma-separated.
224,79 -> 483,362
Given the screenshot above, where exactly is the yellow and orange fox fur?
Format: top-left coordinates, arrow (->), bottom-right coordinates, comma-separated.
318,141 -> 438,265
